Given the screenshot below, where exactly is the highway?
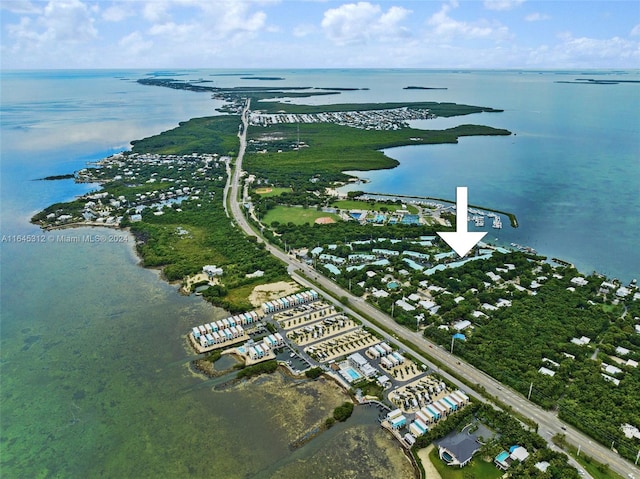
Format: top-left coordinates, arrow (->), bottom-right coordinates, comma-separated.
230,100 -> 638,479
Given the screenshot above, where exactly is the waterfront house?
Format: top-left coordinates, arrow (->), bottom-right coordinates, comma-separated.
437,432 -> 481,468
390,415 -> 407,430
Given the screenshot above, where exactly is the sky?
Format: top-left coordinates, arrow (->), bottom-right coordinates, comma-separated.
1,0 -> 639,70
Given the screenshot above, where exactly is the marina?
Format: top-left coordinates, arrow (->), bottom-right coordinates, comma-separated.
249,107 -> 436,131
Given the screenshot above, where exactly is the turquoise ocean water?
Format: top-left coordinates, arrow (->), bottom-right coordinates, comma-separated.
0,70 -> 412,479
338,70 -> 640,282
1,69 -> 638,477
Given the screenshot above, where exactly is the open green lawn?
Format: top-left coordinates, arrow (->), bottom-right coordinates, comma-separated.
224,283 -> 263,312
429,447 -> 502,479
332,199 -> 419,214
601,303 -> 624,316
263,206 -> 341,226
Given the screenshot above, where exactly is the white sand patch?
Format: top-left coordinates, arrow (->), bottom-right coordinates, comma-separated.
417,445 -> 442,479
181,272 -> 218,294
248,281 -> 300,307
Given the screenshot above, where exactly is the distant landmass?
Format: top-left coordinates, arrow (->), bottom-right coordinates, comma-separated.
555,78 -> 640,85
240,77 -> 285,81
314,87 -> 370,91
35,174 -> 75,181
404,86 -> 448,90
211,73 -> 254,76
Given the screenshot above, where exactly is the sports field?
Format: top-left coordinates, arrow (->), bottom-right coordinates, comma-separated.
263,206 -> 341,226
253,187 -> 291,197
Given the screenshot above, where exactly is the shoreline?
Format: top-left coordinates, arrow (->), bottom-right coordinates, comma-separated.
26,97 -> 638,475
353,190 -> 519,228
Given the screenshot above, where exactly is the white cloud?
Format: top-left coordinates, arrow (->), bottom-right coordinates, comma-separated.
43,0 -> 97,42
525,12 -> 550,22
427,2 -> 510,41
1,0 -> 41,14
321,2 -> 411,45
6,0 -> 97,49
527,33 -> 640,67
484,0 -> 525,11
143,1 -> 170,23
293,23 -> 317,38
102,5 -> 133,22
2,0 -> 637,70
119,31 -> 153,56
194,2 -> 268,39
131,2 -> 270,66
148,21 -> 194,38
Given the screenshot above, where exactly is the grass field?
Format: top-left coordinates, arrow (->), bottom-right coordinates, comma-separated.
224,283 -> 260,312
253,187 -> 291,197
263,206 -> 341,226
332,199 -> 419,214
429,447 -> 502,479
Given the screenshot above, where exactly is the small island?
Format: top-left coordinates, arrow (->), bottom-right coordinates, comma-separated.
239,76 -> 284,80
403,86 -> 448,90
555,78 -> 640,85
35,173 -> 75,181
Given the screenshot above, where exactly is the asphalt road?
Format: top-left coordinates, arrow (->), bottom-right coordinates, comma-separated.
229,100 -> 638,479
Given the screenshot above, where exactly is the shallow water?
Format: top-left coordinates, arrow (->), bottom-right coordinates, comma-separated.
3,68 -> 636,477
0,230 -> 412,478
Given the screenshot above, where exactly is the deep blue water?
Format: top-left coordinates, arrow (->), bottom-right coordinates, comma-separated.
335,70 -> 640,282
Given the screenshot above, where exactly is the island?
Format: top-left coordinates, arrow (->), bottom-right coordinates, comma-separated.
403,86 -> 448,90
35,173 -> 75,181
239,76 -> 284,80
31,85 -> 639,479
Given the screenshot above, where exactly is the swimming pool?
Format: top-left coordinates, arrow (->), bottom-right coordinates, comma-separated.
345,368 -> 362,380
496,451 -> 509,462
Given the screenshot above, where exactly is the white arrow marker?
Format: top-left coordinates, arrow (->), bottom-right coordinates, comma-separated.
437,187 -> 487,258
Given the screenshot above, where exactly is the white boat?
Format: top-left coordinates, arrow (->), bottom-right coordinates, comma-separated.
492,216 -> 502,229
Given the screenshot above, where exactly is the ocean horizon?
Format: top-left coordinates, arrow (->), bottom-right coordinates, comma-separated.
1,69 -> 638,477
